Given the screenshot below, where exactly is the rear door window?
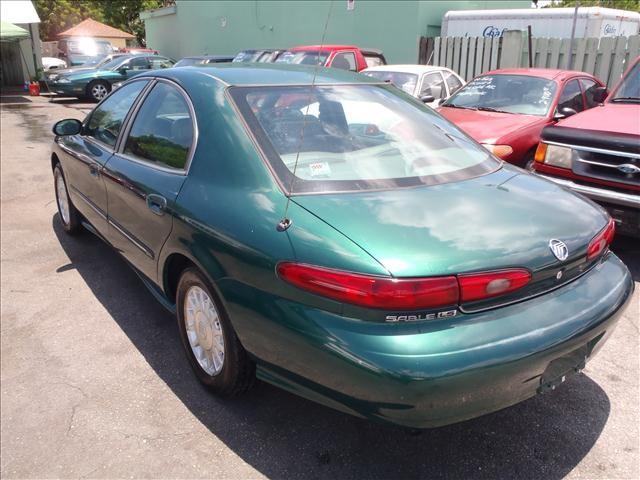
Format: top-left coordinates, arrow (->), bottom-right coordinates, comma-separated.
442,71 -> 463,95
84,80 -> 148,148
331,52 -> 357,71
123,82 -> 194,170
128,56 -> 150,71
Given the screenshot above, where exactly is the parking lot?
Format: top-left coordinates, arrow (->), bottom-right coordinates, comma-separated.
1,94 -> 638,479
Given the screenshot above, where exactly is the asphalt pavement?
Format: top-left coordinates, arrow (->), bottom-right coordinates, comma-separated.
1,94 -> 638,479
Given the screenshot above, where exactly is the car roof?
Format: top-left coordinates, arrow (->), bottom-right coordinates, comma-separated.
183,55 -> 234,60
160,63 -> 379,86
363,64 -> 452,75
289,45 -> 359,52
481,68 -> 594,80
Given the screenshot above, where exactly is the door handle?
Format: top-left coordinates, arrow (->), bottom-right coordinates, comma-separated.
89,164 -> 100,177
146,194 -> 167,216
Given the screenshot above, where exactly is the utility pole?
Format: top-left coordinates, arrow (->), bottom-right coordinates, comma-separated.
568,1 -> 580,69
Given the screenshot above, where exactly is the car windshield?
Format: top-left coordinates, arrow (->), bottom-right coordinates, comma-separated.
81,55 -> 109,67
610,61 -> 640,102
100,57 -> 130,70
275,51 -> 329,66
230,85 -> 498,193
175,58 -> 201,67
362,71 -> 418,95
444,74 -> 557,116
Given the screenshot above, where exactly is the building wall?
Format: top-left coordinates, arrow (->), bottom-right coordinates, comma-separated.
143,0 -> 530,63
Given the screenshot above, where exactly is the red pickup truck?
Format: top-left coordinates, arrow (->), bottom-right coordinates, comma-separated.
533,57 -> 640,237
276,45 -> 385,72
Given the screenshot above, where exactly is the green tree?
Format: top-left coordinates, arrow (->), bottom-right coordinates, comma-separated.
101,0 -> 174,46
35,0 -> 104,41
35,0 -> 173,45
545,0 -> 640,12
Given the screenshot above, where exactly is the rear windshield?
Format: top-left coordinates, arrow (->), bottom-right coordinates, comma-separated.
444,74 -> 557,116
362,71 -> 418,95
275,51 -> 329,66
230,85 -> 499,194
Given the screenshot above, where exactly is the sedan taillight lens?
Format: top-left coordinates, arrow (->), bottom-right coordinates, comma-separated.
587,218 -> 615,260
277,263 -> 533,310
458,269 -> 532,302
277,263 -> 459,310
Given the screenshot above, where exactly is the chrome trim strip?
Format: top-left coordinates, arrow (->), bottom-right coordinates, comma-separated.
69,185 -> 107,220
108,217 -> 154,259
575,158 -> 627,169
545,140 -> 640,160
537,174 -> 640,208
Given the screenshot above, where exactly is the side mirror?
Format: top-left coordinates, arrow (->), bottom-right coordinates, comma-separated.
53,118 -> 82,136
431,85 -> 443,99
553,107 -> 578,121
118,66 -> 129,74
420,95 -> 435,104
592,86 -> 608,103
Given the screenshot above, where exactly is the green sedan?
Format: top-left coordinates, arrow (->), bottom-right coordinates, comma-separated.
50,64 -> 634,428
46,54 -> 174,102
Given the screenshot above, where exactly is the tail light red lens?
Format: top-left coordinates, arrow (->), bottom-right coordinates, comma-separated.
277,262 -> 459,310
457,269 -> 532,302
587,218 -> 615,260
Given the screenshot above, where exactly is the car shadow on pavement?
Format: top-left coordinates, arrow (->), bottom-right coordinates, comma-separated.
53,216 -> 611,480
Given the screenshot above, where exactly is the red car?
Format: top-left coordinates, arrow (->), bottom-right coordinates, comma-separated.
438,68 -> 605,167
276,45 -> 373,72
533,57 -> 640,237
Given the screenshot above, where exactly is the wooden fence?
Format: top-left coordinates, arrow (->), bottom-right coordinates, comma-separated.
421,32 -> 640,87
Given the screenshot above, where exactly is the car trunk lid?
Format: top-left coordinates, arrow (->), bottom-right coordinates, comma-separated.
292,166 -> 609,311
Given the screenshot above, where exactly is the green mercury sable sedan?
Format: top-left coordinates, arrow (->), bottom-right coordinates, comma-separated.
50,64 -> 633,428
46,54 -> 175,102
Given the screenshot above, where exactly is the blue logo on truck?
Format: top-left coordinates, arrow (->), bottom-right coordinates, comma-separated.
483,26 -> 508,37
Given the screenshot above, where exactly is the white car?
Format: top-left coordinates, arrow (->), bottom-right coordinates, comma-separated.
42,57 -> 67,71
361,65 -> 465,108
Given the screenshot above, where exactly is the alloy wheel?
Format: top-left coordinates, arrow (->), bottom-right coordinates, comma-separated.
184,285 -> 225,376
91,83 -> 108,101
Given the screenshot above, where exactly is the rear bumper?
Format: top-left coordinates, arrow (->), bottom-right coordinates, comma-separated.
237,253 -> 634,428
536,174 -> 640,237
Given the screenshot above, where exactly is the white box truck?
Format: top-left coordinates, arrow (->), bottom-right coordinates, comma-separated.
441,7 -> 640,39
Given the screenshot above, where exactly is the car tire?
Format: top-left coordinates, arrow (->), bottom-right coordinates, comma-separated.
176,267 -> 255,396
87,80 -> 110,102
53,164 -> 81,235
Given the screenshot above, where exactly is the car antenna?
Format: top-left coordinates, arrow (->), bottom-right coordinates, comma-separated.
277,0 -> 334,232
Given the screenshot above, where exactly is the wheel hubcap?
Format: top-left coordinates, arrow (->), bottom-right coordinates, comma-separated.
184,286 -> 225,376
92,84 -> 107,100
56,173 -> 70,225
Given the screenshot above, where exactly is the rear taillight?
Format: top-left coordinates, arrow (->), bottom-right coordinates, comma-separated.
277,263 -> 533,310
587,218 -> 615,260
458,269 -> 532,302
276,263 -> 459,310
